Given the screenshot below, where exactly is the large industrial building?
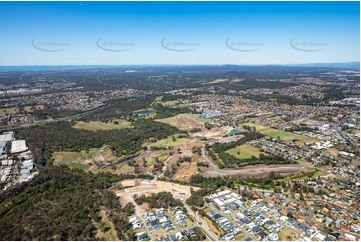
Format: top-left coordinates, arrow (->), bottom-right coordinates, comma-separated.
11,140 -> 28,154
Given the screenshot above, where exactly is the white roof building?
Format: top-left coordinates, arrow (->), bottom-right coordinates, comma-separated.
11,140 -> 28,154
214,198 -> 225,207
314,233 -> 326,241
0,131 -> 14,142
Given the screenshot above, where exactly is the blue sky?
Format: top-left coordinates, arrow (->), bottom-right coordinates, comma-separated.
0,1 -> 359,65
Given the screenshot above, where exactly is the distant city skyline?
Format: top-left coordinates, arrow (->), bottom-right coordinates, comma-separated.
0,1 -> 359,65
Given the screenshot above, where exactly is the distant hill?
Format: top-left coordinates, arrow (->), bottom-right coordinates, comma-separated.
0,62 -> 359,72
286,62 -> 360,70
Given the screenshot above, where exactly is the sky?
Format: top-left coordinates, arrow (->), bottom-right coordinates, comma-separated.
0,1 -> 359,65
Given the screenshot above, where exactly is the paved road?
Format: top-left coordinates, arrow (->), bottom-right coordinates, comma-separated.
184,203 -> 219,241
333,123 -> 356,147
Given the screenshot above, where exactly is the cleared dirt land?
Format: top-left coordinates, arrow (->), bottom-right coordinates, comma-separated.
73,120 -> 133,131
112,180 -> 198,215
194,127 -> 230,139
156,113 -> 209,131
202,164 -> 309,178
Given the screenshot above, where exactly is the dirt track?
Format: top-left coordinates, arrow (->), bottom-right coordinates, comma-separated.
201,164 -> 309,178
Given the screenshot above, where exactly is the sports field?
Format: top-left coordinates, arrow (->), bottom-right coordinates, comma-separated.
226,144 -> 262,159
73,120 -> 133,131
241,122 -> 319,145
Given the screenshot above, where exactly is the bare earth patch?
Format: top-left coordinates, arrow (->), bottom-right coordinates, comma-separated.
202,164 -> 310,178
157,113 -> 206,131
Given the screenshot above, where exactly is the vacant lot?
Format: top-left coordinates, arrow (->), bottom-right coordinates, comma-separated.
0,107 -> 18,116
113,180 -> 198,216
24,105 -> 44,112
73,120 -> 133,131
226,144 -> 262,159
208,79 -> 228,84
278,228 -> 297,240
346,129 -> 360,134
149,135 -> 190,148
53,148 -> 97,165
173,161 -> 200,181
0,105 -> 44,116
53,145 -> 126,172
277,168 -> 328,182
157,113 -> 209,131
241,122 -> 319,145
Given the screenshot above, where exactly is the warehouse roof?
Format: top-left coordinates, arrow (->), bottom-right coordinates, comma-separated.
11,140 -> 28,154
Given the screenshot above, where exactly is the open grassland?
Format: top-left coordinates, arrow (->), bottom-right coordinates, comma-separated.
157,113 -> 210,131
53,146 -> 124,171
151,96 -> 188,107
149,135 -> 190,148
58,160 -> 89,170
346,129 -> 360,134
0,105 -> 44,116
226,144 -> 263,159
277,168 -> 328,182
241,122 -> 319,145
146,154 -> 170,166
102,162 -> 134,173
54,148 -> 98,163
0,107 -> 18,115
24,105 -> 44,112
73,119 -> 133,131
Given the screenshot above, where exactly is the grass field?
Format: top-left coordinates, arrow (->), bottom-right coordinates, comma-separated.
102,162 -> 134,173
58,160 -> 89,170
54,148 -> 98,162
346,129 -> 360,134
235,233 -> 247,240
149,135 -> 190,148
157,113 -> 210,131
241,122 -> 319,145
24,105 -> 44,112
278,168 -> 328,182
146,154 -> 170,166
54,146 -> 123,170
73,120 -> 133,131
0,107 -> 18,116
226,144 -> 262,159
151,95 -> 188,108
0,105 -> 44,116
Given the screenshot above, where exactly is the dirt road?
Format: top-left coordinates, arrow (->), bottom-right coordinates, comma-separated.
201,164 -> 309,177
